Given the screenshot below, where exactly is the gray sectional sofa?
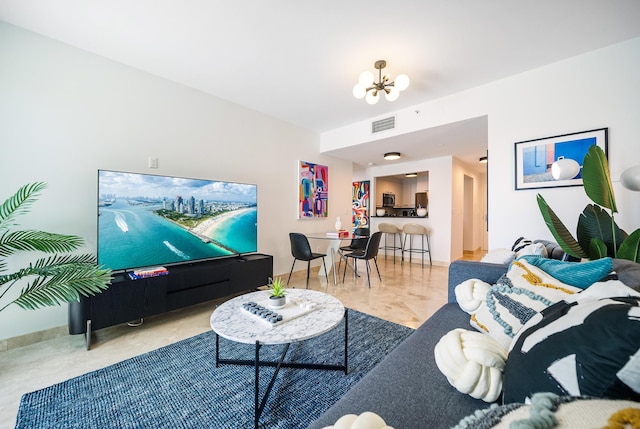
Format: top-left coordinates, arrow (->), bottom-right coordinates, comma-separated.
309,240 -> 573,428
308,259 -> 506,429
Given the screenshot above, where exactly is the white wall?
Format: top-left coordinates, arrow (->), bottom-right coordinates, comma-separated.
0,22 -> 353,340
322,37 -> 640,250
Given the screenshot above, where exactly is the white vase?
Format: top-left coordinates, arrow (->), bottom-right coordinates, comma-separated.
417,208 -> 428,217
269,295 -> 286,309
335,217 -> 342,231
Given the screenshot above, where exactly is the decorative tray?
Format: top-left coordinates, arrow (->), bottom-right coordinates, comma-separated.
240,297 -> 319,327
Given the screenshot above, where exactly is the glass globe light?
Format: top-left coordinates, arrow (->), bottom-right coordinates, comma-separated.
385,87 -> 400,101
352,84 -> 366,99
621,165 -> 640,191
365,90 -> 380,105
358,70 -> 374,87
551,158 -> 581,180
394,74 -> 410,91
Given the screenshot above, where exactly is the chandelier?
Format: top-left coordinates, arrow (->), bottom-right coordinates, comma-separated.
353,60 -> 410,105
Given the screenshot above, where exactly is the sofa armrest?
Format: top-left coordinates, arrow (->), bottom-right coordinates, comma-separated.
447,260 -> 508,303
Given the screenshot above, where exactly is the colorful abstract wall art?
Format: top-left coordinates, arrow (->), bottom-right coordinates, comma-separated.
298,161 -> 329,218
351,180 -> 370,230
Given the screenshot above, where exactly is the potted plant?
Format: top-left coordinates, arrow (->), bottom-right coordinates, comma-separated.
268,277 -> 287,309
0,182 -> 112,313
537,145 -> 640,262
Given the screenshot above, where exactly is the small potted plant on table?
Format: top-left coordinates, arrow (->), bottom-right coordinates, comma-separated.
268,277 -> 287,309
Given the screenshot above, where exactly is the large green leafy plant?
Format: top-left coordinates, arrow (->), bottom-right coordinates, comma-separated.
537,145 -> 640,262
0,182 -> 111,313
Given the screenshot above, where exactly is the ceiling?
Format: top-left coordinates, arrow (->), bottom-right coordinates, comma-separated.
2,1 -> 640,171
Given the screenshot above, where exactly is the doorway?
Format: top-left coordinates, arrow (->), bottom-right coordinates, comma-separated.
463,175 -> 475,252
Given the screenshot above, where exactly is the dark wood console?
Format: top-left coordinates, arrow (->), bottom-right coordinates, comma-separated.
68,253 -> 273,349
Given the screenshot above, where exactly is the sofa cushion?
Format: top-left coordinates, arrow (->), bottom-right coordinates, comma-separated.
503,296 -> 640,403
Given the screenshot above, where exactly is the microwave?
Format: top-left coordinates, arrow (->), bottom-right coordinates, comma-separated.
382,193 -> 395,207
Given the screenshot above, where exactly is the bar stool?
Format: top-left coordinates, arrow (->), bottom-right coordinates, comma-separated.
378,223 -> 403,263
402,223 -> 432,267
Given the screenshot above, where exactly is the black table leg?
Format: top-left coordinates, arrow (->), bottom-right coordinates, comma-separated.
216,309 -> 349,428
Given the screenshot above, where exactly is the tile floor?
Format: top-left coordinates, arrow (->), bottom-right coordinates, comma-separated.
0,250 -> 483,427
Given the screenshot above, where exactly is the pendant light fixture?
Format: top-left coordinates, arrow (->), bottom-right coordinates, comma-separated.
353,60 -> 410,105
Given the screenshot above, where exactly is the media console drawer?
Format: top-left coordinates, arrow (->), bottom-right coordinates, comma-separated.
166,280 -> 231,311
165,259 -> 234,293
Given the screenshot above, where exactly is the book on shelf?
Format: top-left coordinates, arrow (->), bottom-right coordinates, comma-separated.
326,230 -> 349,238
128,266 -> 169,280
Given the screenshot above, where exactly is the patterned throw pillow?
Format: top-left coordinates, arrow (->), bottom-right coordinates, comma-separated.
469,260 -> 581,349
511,237 -> 548,259
452,393 -> 640,429
503,296 -> 640,404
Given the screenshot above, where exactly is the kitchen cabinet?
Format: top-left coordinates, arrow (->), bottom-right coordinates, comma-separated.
375,172 -> 429,208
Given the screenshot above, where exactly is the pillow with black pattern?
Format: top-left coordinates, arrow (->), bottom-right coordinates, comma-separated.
468,259 -> 581,349
502,296 -> 640,404
511,237 -> 547,259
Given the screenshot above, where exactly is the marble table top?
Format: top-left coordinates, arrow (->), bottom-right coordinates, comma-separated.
210,289 -> 345,345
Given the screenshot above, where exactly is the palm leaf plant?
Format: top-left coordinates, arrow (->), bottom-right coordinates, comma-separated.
537,145 -> 640,262
0,182 -> 112,313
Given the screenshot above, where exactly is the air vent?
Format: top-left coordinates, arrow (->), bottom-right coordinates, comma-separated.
371,116 -> 396,134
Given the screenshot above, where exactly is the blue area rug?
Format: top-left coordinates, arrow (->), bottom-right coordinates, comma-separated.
16,310 -> 413,429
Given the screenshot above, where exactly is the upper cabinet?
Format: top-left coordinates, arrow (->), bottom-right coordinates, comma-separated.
375,172 -> 429,208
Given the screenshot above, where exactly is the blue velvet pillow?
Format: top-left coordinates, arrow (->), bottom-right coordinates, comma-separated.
517,255 -> 612,289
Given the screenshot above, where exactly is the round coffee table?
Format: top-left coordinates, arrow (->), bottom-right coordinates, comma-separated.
210,289 -> 348,429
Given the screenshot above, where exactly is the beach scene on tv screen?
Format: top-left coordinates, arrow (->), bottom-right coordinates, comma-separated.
98,170 -> 257,271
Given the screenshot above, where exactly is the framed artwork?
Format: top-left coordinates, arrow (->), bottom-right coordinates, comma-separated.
514,128 -> 608,190
351,181 -> 370,231
298,160 -> 328,218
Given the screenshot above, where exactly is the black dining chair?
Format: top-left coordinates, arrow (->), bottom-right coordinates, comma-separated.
342,231 -> 383,288
336,227 -> 370,273
287,232 -> 328,289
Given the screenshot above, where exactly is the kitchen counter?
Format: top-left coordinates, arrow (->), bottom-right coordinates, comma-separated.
374,215 -> 428,218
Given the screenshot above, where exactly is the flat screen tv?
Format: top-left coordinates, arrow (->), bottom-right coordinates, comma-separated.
97,170 -> 257,272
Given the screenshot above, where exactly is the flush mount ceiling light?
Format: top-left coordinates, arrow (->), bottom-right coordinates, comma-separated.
479,156 -> 488,163
353,60 -> 410,105
384,152 -> 401,160
405,173 -> 418,178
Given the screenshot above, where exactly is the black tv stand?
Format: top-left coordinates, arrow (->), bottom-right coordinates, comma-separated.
68,253 -> 273,349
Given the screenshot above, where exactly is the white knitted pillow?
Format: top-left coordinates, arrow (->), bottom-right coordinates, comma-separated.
434,328 -> 508,403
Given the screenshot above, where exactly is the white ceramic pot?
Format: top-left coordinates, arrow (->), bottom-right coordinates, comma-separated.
269,295 -> 286,309
416,208 -> 428,217
376,209 -> 386,217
